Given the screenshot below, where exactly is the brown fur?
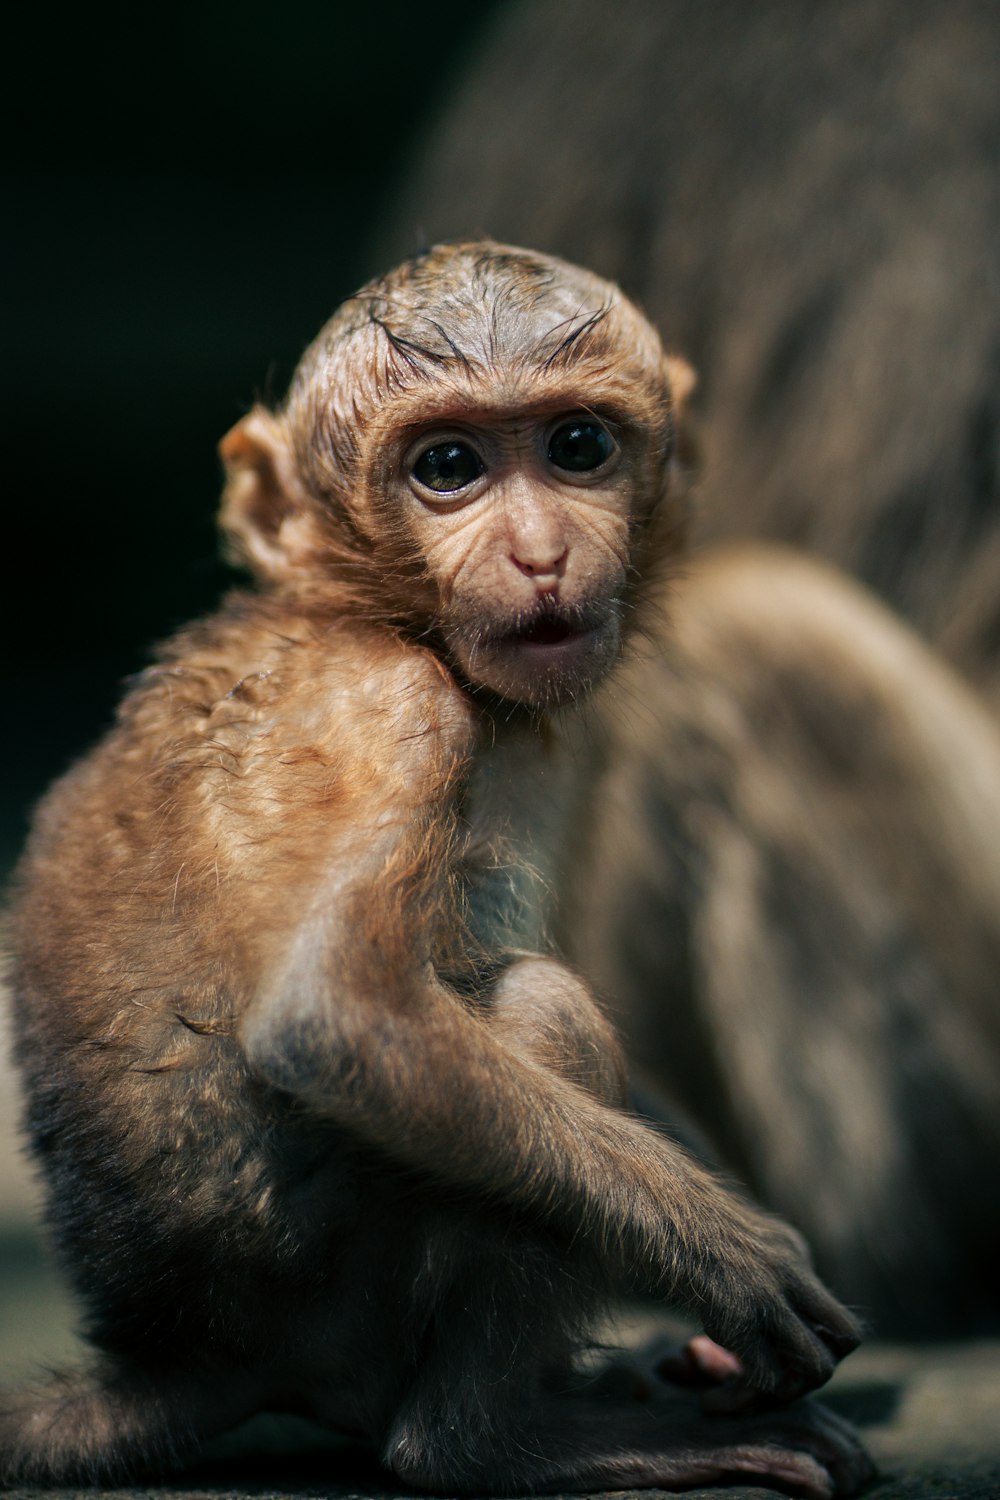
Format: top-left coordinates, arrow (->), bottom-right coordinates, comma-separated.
3,243 -> 871,1495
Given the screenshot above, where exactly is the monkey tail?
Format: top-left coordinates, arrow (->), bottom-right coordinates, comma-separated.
0,1362 -> 209,1486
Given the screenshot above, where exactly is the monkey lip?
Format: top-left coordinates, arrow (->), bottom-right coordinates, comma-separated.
506,618 -> 588,648
492,620 -> 603,672
448,608 -> 618,703
481,614 -> 616,699
493,607 -> 607,656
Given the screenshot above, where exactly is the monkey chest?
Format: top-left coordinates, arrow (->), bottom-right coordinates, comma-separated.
457,722 -> 580,956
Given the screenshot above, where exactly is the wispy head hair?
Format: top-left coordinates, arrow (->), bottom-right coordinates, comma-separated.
291,242 -> 651,402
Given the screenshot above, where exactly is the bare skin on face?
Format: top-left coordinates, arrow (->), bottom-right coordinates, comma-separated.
4,242 -> 871,1497
394,400 -> 635,704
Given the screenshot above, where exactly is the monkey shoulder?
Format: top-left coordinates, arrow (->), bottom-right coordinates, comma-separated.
111,595 -> 477,779
12,597 -> 478,1026
9,597 -> 480,1224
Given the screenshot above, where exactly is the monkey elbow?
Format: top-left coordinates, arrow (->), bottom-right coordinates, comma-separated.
240,999 -> 354,1107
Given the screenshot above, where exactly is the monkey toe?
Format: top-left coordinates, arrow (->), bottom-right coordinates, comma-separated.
656,1334 -> 744,1388
699,1400 -> 876,1498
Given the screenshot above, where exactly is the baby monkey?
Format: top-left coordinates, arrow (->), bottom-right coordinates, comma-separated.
6,243 -> 871,1496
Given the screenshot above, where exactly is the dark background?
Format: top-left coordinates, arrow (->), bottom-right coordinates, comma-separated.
3,1 -> 502,875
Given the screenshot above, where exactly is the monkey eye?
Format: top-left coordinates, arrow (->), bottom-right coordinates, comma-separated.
547,419 -> 615,473
411,441 -> 485,494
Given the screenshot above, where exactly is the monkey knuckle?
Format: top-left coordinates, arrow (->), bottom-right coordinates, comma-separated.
506,955 -> 589,1003
776,1223 -> 813,1264
382,1427 -> 438,1489
748,1212 -> 811,1266
834,1311 -> 865,1353
240,1008 -> 325,1093
808,1345 -> 839,1389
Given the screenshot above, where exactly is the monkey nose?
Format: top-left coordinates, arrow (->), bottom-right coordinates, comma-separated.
511,546 -> 568,590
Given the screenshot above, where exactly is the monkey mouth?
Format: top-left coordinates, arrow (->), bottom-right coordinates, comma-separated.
503,617 -> 589,649
483,604 -> 620,702
493,603 -> 607,654
444,600 -> 621,705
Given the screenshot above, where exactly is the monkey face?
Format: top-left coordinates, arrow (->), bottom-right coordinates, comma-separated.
391,403 -> 634,706
220,243 -> 691,709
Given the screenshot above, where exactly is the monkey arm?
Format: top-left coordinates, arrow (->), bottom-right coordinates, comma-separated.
241,938 -> 857,1399
227,648 -> 860,1403
25,615 -> 854,1406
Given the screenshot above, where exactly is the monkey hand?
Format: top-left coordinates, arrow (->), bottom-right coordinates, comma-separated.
692,1214 -> 862,1409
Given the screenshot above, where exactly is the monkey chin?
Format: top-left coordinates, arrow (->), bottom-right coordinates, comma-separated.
448,615 -> 622,708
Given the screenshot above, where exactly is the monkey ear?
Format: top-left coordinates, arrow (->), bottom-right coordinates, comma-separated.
219,407 -> 314,582
664,354 -> 699,478
665,353 -> 697,410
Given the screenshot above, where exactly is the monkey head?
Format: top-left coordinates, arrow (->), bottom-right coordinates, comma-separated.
220,242 -> 694,708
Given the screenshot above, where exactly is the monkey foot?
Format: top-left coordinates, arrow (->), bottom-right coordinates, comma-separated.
493,1387 -> 874,1497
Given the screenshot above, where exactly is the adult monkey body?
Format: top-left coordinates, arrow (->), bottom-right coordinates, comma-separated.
380,0 -> 1000,1333
6,245 -> 870,1494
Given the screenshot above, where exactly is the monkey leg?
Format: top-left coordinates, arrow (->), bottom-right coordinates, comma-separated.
485,955 -> 630,1108
0,1360 -> 255,1486
381,1226 -> 872,1499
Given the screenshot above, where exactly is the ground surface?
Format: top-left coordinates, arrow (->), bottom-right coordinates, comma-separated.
1,1023 -> 998,1500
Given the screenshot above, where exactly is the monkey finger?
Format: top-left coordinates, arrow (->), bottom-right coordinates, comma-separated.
700,1333 -> 836,1411
748,1273 -> 864,1398
657,1334 -> 744,1388
710,1303 -> 844,1406
789,1277 -> 865,1359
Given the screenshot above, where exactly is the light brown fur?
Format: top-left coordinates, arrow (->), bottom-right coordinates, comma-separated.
4,243 -> 870,1495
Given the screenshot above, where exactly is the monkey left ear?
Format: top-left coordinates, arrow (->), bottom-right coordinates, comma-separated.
664,354 -> 699,479
219,407 -> 316,584
665,354 -> 697,411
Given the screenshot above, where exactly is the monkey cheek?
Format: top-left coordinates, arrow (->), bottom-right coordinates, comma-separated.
449,618 -> 622,706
